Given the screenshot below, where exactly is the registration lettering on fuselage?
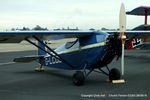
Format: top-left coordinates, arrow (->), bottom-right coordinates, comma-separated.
45,57 -> 62,65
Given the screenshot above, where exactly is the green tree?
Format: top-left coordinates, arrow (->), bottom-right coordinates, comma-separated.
32,25 -> 48,31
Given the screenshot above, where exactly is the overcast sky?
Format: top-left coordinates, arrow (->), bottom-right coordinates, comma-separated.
0,0 -> 149,30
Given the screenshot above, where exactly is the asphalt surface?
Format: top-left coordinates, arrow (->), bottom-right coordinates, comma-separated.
0,50 -> 150,100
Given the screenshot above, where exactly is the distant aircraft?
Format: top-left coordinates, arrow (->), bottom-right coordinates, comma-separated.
0,4 -> 150,85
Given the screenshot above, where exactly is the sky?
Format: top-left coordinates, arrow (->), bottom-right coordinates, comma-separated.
0,0 -> 150,30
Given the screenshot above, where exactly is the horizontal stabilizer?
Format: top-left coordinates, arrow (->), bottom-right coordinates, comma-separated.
13,55 -> 44,62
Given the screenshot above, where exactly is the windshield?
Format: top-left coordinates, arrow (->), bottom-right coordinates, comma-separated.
65,39 -> 78,49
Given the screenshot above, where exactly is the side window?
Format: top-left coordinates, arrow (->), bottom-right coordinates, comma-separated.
65,39 -> 78,49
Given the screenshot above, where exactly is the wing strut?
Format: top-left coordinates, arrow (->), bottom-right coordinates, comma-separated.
25,36 -> 75,69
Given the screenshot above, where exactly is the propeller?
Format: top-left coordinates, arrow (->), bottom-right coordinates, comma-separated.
119,3 -> 126,75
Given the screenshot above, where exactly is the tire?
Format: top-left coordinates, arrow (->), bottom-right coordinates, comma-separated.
72,71 -> 85,86
109,68 -> 121,81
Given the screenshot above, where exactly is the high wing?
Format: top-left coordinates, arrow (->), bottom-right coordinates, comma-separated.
1,30 -> 150,43
0,31 -> 93,43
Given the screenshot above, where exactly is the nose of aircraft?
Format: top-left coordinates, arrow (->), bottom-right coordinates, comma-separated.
105,34 -> 122,60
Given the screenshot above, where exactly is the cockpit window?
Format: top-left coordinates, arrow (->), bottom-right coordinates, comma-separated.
65,39 -> 78,49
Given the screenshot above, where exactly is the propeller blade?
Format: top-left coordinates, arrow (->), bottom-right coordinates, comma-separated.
119,3 -> 126,33
119,3 -> 126,75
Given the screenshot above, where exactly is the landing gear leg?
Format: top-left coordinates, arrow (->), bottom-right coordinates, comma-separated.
35,64 -> 45,72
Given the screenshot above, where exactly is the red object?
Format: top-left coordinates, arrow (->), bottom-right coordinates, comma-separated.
126,38 -> 141,49
144,10 -> 148,42
145,10 -> 148,25
126,6 -> 149,49
143,38 -> 147,42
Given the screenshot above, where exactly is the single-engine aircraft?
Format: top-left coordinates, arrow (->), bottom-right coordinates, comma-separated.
1,4 -> 150,86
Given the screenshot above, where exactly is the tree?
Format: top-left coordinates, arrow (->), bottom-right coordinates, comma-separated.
32,25 -> 48,31
89,28 -> 95,31
101,27 -> 108,30
22,27 -> 30,31
11,28 -> 15,31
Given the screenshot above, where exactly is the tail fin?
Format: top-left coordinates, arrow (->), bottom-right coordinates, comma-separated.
38,40 -> 47,56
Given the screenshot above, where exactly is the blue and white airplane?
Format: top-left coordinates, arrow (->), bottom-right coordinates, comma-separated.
1,4 -> 150,85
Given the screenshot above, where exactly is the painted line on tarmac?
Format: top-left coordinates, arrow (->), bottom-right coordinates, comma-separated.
0,62 -> 16,66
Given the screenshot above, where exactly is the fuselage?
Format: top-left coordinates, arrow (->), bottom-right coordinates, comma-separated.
39,31 -> 120,70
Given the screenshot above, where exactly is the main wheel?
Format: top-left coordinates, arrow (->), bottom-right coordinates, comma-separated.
72,71 -> 85,86
109,68 -> 121,81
